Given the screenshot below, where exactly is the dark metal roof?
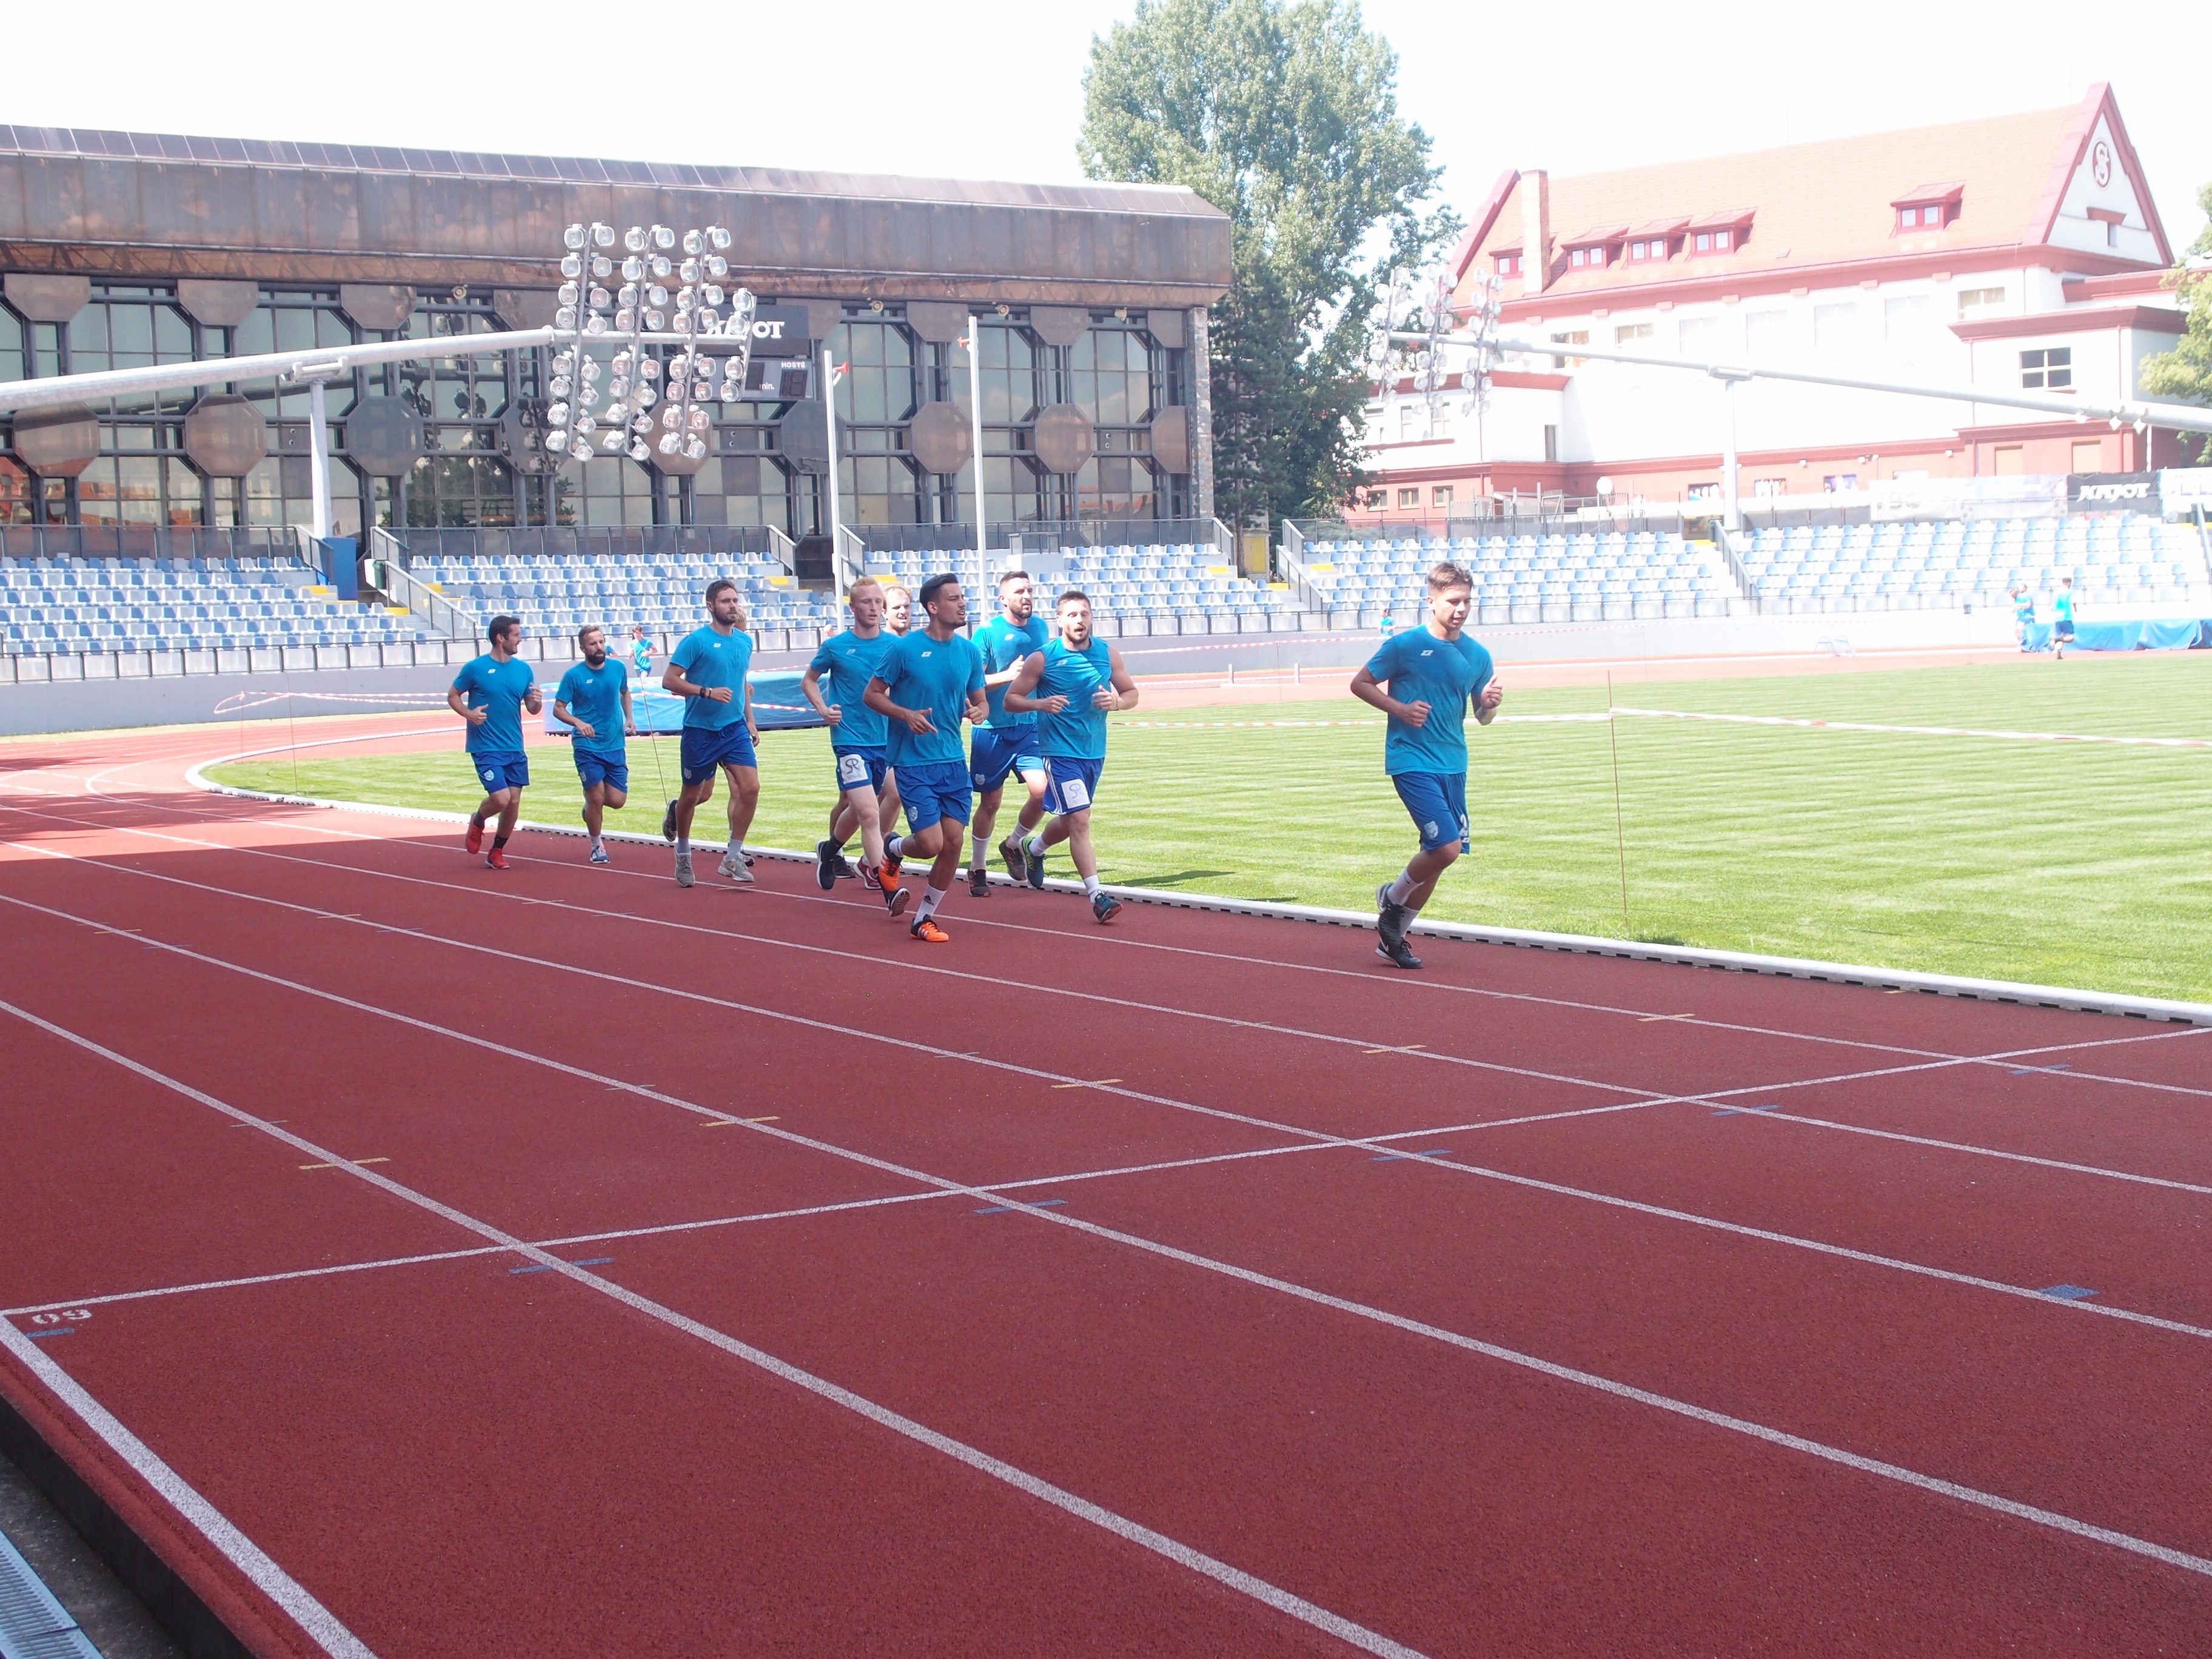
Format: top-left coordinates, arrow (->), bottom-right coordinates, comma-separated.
0,127 -> 1232,306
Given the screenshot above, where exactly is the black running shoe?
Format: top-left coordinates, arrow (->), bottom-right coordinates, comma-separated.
1376,883 -> 1413,953
1023,840 -> 1048,890
1376,935 -> 1424,970
660,798 -> 679,843
832,851 -> 858,879
814,838 -> 839,891
968,867 -> 991,897
998,836 -> 1028,883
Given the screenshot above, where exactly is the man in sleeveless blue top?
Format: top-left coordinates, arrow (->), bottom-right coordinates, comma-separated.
447,614 -> 543,872
802,575 -> 909,915
1004,589 -> 1138,925
865,573 -> 988,942
1350,561 -> 1503,970
967,570 -> 1052,896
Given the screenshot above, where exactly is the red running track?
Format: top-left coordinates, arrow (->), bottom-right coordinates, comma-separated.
3,716 -> 2211,1657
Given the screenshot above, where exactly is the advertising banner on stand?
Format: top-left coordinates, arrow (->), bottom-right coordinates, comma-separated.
2069,473 -> 2159,511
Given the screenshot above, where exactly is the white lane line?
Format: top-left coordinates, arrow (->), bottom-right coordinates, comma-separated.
15,794 -> 2204,1133
8,883 -> 2211,1355
44,763 -> 2212,1084
12,999 -> 2212,1596
0,1317 -> 380,1659
0,998 -> 1427,1659
1613,706 -> 2212,750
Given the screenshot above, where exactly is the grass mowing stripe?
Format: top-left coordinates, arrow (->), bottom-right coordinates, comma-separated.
209,656 -> 2212,1002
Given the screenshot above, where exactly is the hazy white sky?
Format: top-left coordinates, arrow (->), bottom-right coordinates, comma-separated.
13,1 -> 2207,249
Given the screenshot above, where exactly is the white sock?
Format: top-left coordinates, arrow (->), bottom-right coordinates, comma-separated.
728,836 -> 745,861
917,883 -> 948,920
1024,828 -> 1047,857
1083,874 -> 1103,897
970,828 -> 989,868
885,834 -> 904,860
1386,869 -> 1417,907
591,833 -> 603,850
676,835 -> 691,856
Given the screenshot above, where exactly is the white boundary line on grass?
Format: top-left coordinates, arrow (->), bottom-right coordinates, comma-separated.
11,993 -> 2212,1597
184,758 -> 2212,1029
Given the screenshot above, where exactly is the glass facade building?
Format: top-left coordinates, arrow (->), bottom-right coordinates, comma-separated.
0,129 -> 1230,541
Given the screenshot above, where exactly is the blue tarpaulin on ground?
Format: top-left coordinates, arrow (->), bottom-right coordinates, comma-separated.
2022,619 -> 2211,652
541,671 -> 825,736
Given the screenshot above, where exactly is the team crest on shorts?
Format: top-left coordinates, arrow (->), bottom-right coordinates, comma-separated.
1423,820 -> 1438,838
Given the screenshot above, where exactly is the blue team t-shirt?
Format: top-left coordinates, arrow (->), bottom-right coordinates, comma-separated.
1364,627 -> 1495,776
974,613 -> 1050,728
2054,589 -> 2074,623
807,628 -> 896,750
1034,636 -> 1114,760
554,658 -> 628,753
670,625 -> 753,732
876,629 -> 984,768
452,654 -> 537,755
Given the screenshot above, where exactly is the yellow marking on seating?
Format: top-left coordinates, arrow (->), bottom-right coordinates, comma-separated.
1637,1013 -> 1695,1023
299,1156 -> 389,1170
1051,1079 -> 1122,1090
1362,1043 -> 1426,1055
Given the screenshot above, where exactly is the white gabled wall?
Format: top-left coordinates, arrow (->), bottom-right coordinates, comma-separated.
2048,115 -> 2162,264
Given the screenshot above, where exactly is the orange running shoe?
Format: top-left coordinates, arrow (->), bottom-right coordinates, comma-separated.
486,847 -> 510,871
465,818 -> 484,854
909,915 -> 949,943
882,848 -> 903,882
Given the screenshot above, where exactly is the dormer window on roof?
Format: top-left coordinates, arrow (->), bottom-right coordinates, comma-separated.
1687,209 -> 1755,255
1624,218 -> 1689,263
1564,226 -> 1626,271
1891,183 -> 1964,234
1494,245 -> 1523,276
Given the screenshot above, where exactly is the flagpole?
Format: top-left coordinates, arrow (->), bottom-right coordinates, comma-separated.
967,312 -> 987,637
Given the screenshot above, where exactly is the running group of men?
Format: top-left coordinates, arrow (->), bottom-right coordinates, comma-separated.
450,559 -> 1500,968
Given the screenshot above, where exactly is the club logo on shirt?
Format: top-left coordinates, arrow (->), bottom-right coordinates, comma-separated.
1419,649 -> 1433,657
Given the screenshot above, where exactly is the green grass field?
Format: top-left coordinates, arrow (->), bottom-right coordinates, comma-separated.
209,654 -> 2212,1002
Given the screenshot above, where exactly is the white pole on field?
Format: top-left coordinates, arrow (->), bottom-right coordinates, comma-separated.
822,341 -> 846,600
967,312 -> 987,634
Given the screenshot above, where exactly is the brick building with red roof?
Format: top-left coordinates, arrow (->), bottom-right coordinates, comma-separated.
1357,84 -> 2192,525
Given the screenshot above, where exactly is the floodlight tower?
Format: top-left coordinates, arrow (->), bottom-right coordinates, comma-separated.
543,221 -> 759,480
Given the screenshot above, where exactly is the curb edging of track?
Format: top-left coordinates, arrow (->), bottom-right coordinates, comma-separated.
185,763 -> 2212,1029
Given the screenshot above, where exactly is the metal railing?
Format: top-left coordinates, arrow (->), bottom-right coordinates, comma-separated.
0,525 -> 309,563
368,548 -> 481,641
1009,517 -> 1234,557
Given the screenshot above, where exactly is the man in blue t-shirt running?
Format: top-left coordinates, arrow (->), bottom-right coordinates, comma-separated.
967,569 -> 1052,897
1005,589 -> 1138,925
661,578 -> 759,890
802,575 -> 908,915
447,614 -> 543,872
552,624 -> 636,866
865,572 -> 987,942
1350,561 -> 1503,970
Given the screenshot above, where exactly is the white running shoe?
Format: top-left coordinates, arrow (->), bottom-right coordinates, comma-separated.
674,851 -> 694,888
720,853 -> 754,883
589,843 -> 610,865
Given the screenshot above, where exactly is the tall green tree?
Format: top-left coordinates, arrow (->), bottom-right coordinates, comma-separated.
1081,0 -> 1456,528
2140,183 -> 2211,461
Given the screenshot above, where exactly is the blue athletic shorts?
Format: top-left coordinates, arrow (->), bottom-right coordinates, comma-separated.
1393,771 -> 1470,854
572,749 -> 628,792
680,724 -> 757,785
970,726 -> 1045,794
1042,755 -> 1104,816
898,759 -> 973,831
834,745 -> 891,796
471,750 -> 529,793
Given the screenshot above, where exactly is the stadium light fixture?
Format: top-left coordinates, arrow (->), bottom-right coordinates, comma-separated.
543,221 -> 759,469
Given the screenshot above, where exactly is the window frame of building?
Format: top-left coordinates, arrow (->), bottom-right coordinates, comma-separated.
1614,321 -> 1655,347
1495,250 -> 1521,276
1956,286 -> 2006,318
1432,484 -> 1453,507
2020,346 -> 2073,390
1822,473 -> 1859,492
1689,229 -> 1735,255
1550,330 -> 1589,370
1395,487 -> 1420,509
2071,438 -> 2104,474
1543,424 -> 1558,463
